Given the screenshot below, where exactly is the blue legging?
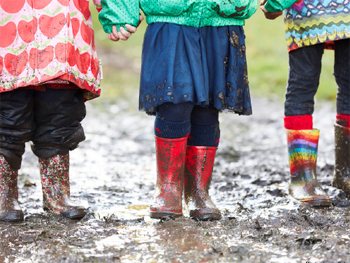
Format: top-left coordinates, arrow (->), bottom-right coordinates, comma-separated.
155,102 -> 220,147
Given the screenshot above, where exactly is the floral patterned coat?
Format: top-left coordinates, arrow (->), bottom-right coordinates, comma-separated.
0,0 -> 102,100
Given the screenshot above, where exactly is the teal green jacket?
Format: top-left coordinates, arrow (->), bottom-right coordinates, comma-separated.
264,0 -> 297,13
99,0 -> 258,33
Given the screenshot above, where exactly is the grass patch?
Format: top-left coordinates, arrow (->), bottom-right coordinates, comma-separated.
94,65 -> 140,107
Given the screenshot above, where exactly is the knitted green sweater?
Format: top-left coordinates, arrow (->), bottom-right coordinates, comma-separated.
99,0 -> 258,33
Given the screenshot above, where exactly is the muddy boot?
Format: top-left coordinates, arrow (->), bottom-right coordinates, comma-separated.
39,154 -> 86,219
0,155 -> 24,222
184,146 -> 221,221
150,136 -> 187,219
332,124 -> 350,197
286,129 -> 331,207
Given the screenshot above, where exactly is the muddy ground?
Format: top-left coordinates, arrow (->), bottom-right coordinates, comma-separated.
1,96 -> 349,263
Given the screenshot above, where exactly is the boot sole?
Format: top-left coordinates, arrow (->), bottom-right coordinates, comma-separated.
332,180 -> 350,198
191,213 -> 221,221
190,209 -> 221,221
0,211 -> 24,222
43,206 -> 87,219
150,211 -> 182,219
298,197 -> 332,207
61,208 -> 87,219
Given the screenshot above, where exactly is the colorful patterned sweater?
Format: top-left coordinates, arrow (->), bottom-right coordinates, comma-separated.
265,0 -> 350,52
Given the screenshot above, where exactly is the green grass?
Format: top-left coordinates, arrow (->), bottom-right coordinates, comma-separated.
90,4 -> 338,104
95,66 -> 140,108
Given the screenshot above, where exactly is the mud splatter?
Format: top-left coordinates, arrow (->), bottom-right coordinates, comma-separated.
240,45 -> 246,57
211,4 -> 247,18
243,65 -> 249,86
157,79 -> 167,90
224,57 -> 229,68
218,92 -> 226,108
0,98 -> 349,262
229,31 -> 240,47
226,82 -> 233,93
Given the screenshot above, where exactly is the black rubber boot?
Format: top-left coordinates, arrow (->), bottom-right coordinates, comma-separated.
332,123 -> 350,197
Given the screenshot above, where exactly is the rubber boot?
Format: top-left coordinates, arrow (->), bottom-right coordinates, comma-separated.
286,129 -> 331,207
184,146 -> 221,221
150,136 -> 187,219
39,154 -> 86,219
332,124 -> 350,197
0,155 -> 24,222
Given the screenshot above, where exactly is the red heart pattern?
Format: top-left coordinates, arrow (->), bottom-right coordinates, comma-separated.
0,0 -> 102,100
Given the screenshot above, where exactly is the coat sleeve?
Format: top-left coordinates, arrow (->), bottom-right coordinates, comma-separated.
98,0 -> 140,34
92,0 -> 103,13
264,0 -> 299,13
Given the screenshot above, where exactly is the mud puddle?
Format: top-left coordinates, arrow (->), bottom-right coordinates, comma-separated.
1,98 -> 349,262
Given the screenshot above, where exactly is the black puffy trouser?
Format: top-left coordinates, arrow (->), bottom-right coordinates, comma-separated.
0,87 -> 86,170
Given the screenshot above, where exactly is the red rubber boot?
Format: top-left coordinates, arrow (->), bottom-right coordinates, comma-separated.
150,136 -> 187,219
184,146 -> 221,221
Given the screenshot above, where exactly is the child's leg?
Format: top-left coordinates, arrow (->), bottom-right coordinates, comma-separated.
334,38 -> 350,127
0,89 -> 35,222
284,44 -> 324,128
32,87 -> 86,157
284,44 -> 331,207
32,86 -> 87,219
0,90 -> 35,170
188,105 -> 220,147
185,105 -> 221,220
332,39 -> 350,196
151,102 -> 193,219
155,101 -> 193,138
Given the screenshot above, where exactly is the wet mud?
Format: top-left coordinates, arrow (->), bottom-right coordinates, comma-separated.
1,98 -> 350,262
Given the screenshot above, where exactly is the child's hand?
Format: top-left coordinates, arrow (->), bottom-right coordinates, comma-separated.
108,14 -> 144,42
108,25 -> 136,42
260,0 -> 283,20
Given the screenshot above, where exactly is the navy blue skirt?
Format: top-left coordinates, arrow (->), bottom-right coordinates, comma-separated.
139,23 -> 252,116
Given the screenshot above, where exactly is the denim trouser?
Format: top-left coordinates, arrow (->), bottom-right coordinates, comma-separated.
285,39 -> 350,116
